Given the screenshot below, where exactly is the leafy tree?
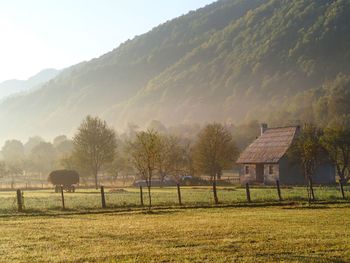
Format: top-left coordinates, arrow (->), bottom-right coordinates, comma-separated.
55,140 -> 73,156
0,161 -> 7,178
321,120 -> 350,184
105,140 -> 134,186
147,120 -> 168,134
29,142 -> 57,174
53,135 -> 69,147
289,124 -> 324,202
128,130 -> 161,209
24,136 -> 44,155
1,140 -> 25,168
72,116 -> 117,189
157,135 -> 192,184
193,123 -> 238,204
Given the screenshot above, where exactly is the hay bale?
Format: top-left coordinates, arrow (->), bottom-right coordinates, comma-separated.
48,170 -> 79,189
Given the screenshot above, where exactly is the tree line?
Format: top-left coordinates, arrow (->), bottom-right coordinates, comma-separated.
0,117 -> 242,197
1,115 -> 349,204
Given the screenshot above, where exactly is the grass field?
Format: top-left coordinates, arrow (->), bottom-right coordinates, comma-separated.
0,186 -> 348,215
0,204 -> 349,262
0,187 -> 350,215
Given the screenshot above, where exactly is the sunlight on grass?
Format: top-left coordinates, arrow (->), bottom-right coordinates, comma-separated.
0,205 -> 349,262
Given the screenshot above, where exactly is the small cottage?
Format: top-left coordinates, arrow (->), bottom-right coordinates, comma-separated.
236,124 -> 335,185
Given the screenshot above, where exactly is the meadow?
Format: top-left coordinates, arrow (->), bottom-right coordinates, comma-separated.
0,186 -> 348,215
0,204 -> 349,262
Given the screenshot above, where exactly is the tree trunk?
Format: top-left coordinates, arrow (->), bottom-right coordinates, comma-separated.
94,169 -> 98,190
339,173 -> 347,186
147,184 -> 152,210
213,180 -> 219,205
309,176 -> 315,201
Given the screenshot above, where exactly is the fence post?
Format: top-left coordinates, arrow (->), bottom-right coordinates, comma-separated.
213,181 -> 219,204
276,180 -> 282,201
245,183 -> 251,203
139,186 -> 144,206
177,183 -> 182,206
339,180 -> 345,200
16,189 -> 23,212
61,186 -> 65,210
101,186 -> 106,208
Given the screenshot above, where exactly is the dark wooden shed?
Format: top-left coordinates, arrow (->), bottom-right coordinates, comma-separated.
236,124 -> 335,185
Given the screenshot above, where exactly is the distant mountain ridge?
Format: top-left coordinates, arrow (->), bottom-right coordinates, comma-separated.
0,0 -> 349,143
0,69 -> 60,100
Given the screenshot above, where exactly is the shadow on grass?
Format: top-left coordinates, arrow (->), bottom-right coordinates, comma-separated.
269,252 -> 347,263
140,209 -> 179,215
1,200 -> 349,219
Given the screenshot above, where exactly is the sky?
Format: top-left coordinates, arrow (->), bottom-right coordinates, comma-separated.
0,0 -> 214,83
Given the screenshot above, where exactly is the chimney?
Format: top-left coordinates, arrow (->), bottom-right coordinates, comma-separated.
260,123 -> 268,135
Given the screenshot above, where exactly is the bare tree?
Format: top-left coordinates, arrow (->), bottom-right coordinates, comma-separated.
128,130 -> 160,209
289,124 -> 324,202
321,121 -> 350,184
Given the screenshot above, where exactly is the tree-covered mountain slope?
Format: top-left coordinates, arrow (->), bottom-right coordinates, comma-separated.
0,0 -> 349,142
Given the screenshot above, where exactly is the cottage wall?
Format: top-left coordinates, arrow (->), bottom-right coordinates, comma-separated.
263,164 -> 279,184
240,160 -> 335,185
313,163 -> 336,184
278,156 -> 305,185
239,164 -> 256,184
240,164 -> 279,185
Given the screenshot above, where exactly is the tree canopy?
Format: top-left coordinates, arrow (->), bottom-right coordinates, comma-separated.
72,116 -> 117,188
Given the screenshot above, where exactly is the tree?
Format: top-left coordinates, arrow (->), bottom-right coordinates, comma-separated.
72,116 -> 117,189
0,162 -> 7,178
24,136 -> 44,155
321,120 -> 350,184
1,140 -> 25,170
157,135 -> 192,183
156,135 -> 192,206
53,135 -> 68,147
105,140 -> 134,186
128,130 -> 161,209
193,123 -> 238,204
156,135 -> 177,184
29,142 -> 57,174
289,124 -> 324,202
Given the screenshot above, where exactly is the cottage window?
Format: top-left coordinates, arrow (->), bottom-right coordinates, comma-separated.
268,165 -> 274,175
245,166 -> 250,175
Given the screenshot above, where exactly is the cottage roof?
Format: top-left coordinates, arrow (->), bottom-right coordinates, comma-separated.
236,126 -> 299,164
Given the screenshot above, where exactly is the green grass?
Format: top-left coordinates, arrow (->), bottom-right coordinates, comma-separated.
0,186 -> 348,215
0,204 -> 349,262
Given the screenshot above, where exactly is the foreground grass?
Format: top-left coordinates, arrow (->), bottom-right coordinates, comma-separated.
0,204 -> 349,262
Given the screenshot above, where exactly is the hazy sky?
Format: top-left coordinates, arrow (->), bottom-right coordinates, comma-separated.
0,0 -> 214,83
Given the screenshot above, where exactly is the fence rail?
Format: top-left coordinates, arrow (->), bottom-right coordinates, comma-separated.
0,183 -> 348,214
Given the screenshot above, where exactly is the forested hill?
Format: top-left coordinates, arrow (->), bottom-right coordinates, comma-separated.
1,0 -> 350,142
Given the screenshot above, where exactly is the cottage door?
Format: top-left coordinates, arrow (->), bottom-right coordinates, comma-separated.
256,164 -> 264,183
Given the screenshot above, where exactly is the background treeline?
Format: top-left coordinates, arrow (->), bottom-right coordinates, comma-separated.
2,113 -> 350,193
1,0 -> 350,143
0,118 -> 260,188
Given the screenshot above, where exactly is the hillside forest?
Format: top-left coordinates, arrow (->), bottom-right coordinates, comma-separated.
0,0 -> 349,143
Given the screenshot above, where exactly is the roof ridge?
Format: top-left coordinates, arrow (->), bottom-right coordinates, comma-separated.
266,125 -> 300,130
